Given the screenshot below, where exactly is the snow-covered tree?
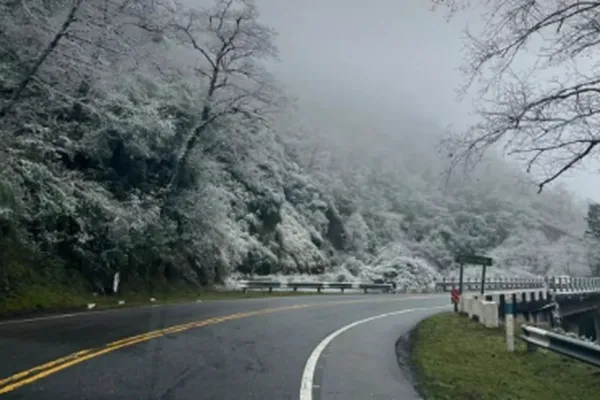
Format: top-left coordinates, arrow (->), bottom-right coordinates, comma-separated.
165,0 -> 283,194
432,0 -> 600,192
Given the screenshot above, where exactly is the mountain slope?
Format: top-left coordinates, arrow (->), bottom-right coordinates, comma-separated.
0,0 -> 592,314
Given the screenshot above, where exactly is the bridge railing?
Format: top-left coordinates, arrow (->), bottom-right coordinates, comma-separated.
521,325 -> 600,367
239,280 -> 393,294
435,277 -> 545,292
547,276 -> 600,292
437,276 -> 600,294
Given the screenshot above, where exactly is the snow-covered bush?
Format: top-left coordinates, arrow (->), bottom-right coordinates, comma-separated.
364,244 -> 440,289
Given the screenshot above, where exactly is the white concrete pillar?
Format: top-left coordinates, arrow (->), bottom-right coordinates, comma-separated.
481,300 -> 499,328
505,296 -> 515,352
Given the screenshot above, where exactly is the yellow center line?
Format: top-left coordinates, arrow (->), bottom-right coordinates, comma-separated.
0,295 -> 438,395
0,350 -> 92,387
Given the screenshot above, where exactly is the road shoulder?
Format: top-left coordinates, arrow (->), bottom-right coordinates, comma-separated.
313,307 -> 446,400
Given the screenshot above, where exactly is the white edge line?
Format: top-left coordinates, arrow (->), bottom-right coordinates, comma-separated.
0,313 -> 79,326
299,304 -> 451,400
0,304 -> 168,326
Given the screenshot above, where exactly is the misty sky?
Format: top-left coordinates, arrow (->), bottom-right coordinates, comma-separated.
251,0 -> 600,202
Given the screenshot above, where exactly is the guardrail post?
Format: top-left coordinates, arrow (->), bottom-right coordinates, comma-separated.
480,265 -> 487,295
505,295 -> 515,352
530,292 -> 538,324
525,336 -> 538,353
594,312 -> 600,345
498,294 -> 506,320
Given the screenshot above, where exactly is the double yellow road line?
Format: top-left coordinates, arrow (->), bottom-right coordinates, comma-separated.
0,296 -> 437,395
0,303 -> 313,395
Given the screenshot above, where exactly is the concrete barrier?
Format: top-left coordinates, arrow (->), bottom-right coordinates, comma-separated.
460,290 -> 550,330
461,295 -> 498,328
481,300 -> 499,328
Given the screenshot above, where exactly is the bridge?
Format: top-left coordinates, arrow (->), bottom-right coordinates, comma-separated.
243,274 -> 600,367
239,275 -> 600,344
439,276 -> 600,327
453,275 -> 600,367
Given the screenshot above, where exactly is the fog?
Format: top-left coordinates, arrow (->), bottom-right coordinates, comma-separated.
3,0 -> 596,308
254,0 -> 600,202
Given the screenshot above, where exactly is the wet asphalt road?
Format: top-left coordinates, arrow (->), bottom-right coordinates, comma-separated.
0,293 -> 450,400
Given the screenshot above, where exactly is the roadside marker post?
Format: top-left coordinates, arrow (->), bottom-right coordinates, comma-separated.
505,296 -> 515,352
451,288 -> 460,312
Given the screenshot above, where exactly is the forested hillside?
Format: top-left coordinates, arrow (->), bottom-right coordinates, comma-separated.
0,0 -> 592,312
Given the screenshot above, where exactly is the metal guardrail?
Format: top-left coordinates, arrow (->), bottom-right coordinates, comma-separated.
437,276 -> 600,293
436,278 -> 545,292
547,276 -> 600,293
520,325 -> 600,367
239,280 -> 393,294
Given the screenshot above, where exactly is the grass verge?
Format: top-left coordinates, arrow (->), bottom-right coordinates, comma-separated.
412,312 -> 600,400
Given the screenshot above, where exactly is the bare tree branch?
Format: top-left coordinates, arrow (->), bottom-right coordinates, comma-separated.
433,0 -> 600,192
0,0 -> 85,119
165,0 -> 281,197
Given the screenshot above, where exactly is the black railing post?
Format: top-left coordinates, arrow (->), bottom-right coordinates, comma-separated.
481,265 -> 487,295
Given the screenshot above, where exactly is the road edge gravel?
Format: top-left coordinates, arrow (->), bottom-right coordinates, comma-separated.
395,324 -> 426,399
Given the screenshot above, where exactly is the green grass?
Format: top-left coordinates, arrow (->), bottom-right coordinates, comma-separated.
412,312 -> 600,400
0,284 -> 91,315
0,285 -> 339,319
0,243 -> 349,318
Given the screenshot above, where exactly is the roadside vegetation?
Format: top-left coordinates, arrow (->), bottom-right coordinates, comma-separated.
412,312 -> 600,400
0,285 -> 323,319
2,0 -> 598,317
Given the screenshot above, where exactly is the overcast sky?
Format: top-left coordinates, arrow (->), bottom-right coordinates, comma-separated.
253,0 -> 600,202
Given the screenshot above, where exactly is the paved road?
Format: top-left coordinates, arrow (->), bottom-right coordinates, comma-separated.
0,294 -> 450,400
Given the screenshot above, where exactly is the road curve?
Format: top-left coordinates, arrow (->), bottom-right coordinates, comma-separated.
0,294 -> 450,400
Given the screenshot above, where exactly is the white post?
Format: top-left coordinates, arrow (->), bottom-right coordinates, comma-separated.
482,301 -> 499,328
467,297 -> 474,319
505,296 -> 515,352
113,271 -> 120,294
